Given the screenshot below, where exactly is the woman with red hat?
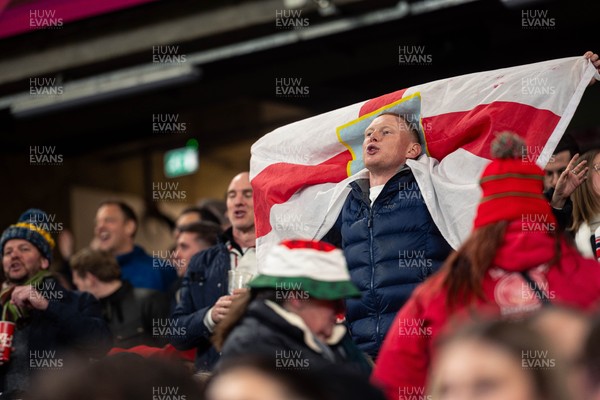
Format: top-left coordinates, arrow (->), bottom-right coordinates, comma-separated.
371,132 -> 600,400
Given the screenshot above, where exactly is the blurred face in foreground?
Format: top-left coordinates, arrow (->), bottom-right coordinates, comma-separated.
174,232 -> 211,277
287,297 -> 344,342
429,339 -> 539,400
206,367 -> 294,400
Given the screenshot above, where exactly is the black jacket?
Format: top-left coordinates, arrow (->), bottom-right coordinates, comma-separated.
0,277 -> 111,393
220,299 -> 372,376
100,281 -> 169,348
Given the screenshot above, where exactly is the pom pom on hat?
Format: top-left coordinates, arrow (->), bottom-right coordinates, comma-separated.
472,132 -> 555,230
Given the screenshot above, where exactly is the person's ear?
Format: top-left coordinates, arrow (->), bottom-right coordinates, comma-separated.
286,296 -> 303,311
124,219 -> 136,238
406,142 -> 422,159
87,273 -> 100,288
40,257 -> 50,270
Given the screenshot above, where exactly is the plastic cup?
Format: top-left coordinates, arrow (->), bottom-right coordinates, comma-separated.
0,321 -> 16,363
228,271 -> 253,295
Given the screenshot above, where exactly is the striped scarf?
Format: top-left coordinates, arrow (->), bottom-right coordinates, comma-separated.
1,271 -> 52,323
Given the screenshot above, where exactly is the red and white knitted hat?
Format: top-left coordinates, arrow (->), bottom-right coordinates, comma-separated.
473,132 -> 556,229
249,239 -> 361,300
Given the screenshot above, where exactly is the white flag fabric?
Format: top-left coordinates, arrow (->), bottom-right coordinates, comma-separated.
251,56 -> 598,264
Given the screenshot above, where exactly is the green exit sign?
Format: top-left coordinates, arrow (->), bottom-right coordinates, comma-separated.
164,147 -> 198,178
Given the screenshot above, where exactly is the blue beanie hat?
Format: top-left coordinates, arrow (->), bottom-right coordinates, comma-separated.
1,209 -> 55,262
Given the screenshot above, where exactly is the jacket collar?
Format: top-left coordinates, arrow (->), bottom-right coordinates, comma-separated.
350,164 -> 412,203
259,300 -> 346,353
219,227 -> 243,254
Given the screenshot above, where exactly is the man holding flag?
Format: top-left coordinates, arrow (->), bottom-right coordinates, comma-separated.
323,112 -> 452,360
250,50 -> 600,362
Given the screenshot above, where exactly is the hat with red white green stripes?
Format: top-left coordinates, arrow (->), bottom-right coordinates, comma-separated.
249,239 -> 361,300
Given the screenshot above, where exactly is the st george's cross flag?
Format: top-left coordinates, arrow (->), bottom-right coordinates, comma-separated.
250,56 -> 599,263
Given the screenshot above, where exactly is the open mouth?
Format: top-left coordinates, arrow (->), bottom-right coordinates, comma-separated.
366,144 -> 379,155
9,261 -> 23,271
98,231 -> 110,241
233,210 -> 246,219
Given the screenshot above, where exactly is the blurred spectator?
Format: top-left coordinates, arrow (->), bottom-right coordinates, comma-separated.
174,222 -> 222,279
0,209 -> 111,395
26,352 -> 204,400
428,320 -> 569,400
70,247 -> 169,348
198,198 -> 230,230
206,355 -> 385,400
544,134 -> 588,231
214,239 -> 372,375
94,200 -> 177,291
174,206 -> 222,238
544,133 -> 581,191
372,133 -> 600,399
169,222 -> 222,310
323,113 -> 452,360
171,172 -> 256,371
528,307 -> 591,400
582,316 -> 600,400
570,149 -> 600,258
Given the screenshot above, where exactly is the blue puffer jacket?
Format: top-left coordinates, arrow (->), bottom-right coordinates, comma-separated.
170,229 -> 236,371
325,168 -> 452,359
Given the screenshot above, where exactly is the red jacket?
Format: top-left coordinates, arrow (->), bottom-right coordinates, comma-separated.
371,222 -> 600,400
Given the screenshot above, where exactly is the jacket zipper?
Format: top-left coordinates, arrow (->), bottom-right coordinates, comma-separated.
367,205 -> 380,347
